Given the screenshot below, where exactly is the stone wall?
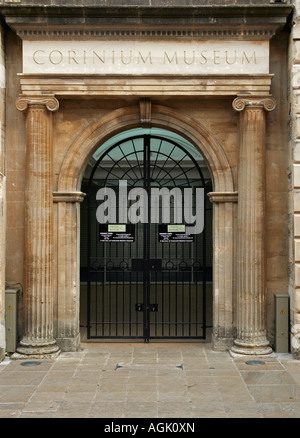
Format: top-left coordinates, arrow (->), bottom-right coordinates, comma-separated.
290,0 -> 300,358
267,32 -> 290,346
0,172 -> 5,362
4,29 -> 23,349
0,21 -> 5,361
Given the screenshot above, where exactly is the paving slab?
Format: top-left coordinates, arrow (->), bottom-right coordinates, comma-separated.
0,343 -> 299,418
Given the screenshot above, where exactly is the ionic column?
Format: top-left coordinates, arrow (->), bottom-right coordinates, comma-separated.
14,95 -> 60,359
231,96 -> 276,357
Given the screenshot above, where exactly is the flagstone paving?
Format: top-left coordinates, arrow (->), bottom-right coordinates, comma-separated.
0,342 -> 300,418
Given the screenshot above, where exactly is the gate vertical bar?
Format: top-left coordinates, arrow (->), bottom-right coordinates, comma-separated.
202,188 -> 207,339
87,192 -> 91,339
143,135 -> 151,341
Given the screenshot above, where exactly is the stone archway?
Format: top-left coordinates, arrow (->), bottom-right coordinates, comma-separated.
54,103 -> 237,351
58,104 -> 234,193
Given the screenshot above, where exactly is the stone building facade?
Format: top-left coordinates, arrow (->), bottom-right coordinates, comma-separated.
289,0 -> 300,359
0,0 -> 298,361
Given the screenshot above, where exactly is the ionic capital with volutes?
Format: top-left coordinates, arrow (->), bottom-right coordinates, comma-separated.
232,95 -> 276,112
16,94 -> 59,112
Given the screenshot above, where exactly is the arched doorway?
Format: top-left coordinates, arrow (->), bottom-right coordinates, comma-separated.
55,105 -> 236,352
80,128 -> 213,342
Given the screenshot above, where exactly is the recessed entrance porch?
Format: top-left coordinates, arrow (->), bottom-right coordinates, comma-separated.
79,128 -> 213,342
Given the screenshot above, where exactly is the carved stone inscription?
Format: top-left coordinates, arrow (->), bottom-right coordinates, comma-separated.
23,40 -> 269,75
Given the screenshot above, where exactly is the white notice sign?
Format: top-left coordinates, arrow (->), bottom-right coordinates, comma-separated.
22,40 -> 269,75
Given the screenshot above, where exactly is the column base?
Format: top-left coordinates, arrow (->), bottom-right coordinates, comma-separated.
229,338 -> 274,358
12,337 -> 60,360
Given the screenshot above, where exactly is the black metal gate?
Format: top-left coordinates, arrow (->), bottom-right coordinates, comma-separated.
82,133 -> 211,341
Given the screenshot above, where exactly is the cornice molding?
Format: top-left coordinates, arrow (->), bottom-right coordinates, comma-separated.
0,4 -> 292,41
14,27 -> 278,41
0,3 -> 292,17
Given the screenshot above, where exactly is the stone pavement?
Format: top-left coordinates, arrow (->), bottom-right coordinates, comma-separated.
0,342 -> 300,418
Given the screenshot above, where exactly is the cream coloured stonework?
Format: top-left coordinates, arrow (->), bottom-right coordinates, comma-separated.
22,40 -> 270,75
11,84 -> 285,355
54,104 -> 237,351
0,172 -> 5,361
290,0 -> 300,359
0,6 -> 290,358
231,96 -> 276,357
0,21 -> 5,361
13,96 -> 60,359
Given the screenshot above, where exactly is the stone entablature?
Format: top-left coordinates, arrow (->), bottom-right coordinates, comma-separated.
19,75 -> 274,98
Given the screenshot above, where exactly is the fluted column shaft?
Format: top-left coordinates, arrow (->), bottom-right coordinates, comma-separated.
231,96 -> 276,356
15,95 -> 60,358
